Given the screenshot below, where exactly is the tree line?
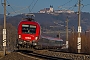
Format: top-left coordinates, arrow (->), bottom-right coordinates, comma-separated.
0,23 -> 17,51
69,31 -> 90,54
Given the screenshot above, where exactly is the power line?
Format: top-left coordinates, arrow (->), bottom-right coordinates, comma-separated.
28,0 -> 35,13
58,0 -> 78,12
9,6 -> 29,15
67,0 -> 78,11
4,0 -> 38,15
29,0 -> 38,13
68,4 -> 77,11
82,4 -> 90,7
6,0 -> 16,14
1,0 -> 10,15
61,0 -> 73,6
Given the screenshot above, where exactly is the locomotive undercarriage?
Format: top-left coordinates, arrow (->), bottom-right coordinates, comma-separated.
16,39 -> 38,49
16,39 -> 63,50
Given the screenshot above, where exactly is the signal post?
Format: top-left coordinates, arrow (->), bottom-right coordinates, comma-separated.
3,0 -> 7,56
77,0 -> 81,53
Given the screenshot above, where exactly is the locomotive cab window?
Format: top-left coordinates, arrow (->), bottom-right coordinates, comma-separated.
22,24 -> 36,34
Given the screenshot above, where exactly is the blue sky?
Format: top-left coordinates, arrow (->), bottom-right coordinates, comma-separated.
0,0 -> 90,15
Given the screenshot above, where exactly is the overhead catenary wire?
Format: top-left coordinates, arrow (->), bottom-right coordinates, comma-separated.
1,0 -> 10,15
68,0 -> 78,11
4,0 -> 38,15
29,0 -> 38,13
1,0 -> 90,15
61,0 -> 73,7
9,6 -> 29,15
6,0 -> 29,15
58,0 -> 78,12
6,0 -> 16,14
28,0 -> 35,13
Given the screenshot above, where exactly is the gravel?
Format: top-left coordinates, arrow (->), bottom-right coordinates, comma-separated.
0,52 -> 42,60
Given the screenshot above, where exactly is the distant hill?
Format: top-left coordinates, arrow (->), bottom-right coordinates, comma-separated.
0,12 -> 90,31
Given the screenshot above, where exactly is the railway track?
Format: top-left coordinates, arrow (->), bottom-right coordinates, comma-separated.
16,50 -> 70,60
15,47 -> 90,60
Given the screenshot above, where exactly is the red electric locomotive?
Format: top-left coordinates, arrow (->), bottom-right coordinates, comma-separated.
16,16 -> 41,48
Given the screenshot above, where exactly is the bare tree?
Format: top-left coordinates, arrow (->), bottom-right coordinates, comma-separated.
0,25 -> 3,50
6,23 -> 17,51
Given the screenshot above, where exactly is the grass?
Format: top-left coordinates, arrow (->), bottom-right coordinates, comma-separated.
0,51 -> 11,57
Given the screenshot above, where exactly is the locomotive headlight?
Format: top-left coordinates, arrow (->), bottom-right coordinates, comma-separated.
35,37 -> 38,40
19,35 -> 21,38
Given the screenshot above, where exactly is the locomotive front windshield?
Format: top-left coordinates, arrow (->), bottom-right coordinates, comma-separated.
22,24 -> 36,34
